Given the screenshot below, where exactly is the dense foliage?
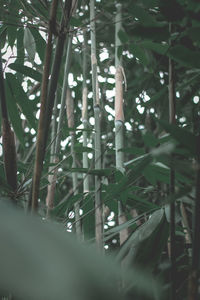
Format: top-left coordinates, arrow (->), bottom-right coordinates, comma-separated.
0,0 -> 200,299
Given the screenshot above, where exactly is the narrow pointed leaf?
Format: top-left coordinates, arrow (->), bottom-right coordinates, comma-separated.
8,63 -> 42,82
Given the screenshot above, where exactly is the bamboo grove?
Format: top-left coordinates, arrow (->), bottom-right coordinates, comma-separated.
0,0 -> 200,299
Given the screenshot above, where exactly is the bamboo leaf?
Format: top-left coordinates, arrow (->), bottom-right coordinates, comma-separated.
155,118 -> 197,155
0,25 -> 7,49
0,201 -> 162,300
29,28 -> 45,62
140,41 -> 168,55
143,86 -> 167,108
118,29 -> 129,44
8,63 -> 42,81
117,209 -> 169,269
130,4 -> 158,26
131,25 -> 169,41
24,27 -> 36,62
7,25 -> 17,48
168,45 -> 200,68
129,44 -> 149,66
6,73 -> 37,130
5,80 -> 25,147
70,17 -> 82,27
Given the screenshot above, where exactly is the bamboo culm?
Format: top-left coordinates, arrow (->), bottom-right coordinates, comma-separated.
90,0 -> 103,250
115,3 -> 129,245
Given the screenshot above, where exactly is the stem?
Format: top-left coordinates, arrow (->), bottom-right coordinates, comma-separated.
45,34 -> 73,216
188,135 -> 200,300
168,22 -> 176,300
46,93 -> 58,217
0,49 -> 17,194
66,88 -> 81,237
31,0 -> 72,212
90,0 -> 103,250
82,28 -> 89,194
115,3 -> 129,245
31,0 -> 59,212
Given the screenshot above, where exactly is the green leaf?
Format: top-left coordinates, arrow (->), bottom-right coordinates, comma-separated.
118,29 -> 129,44
70,17 -> 82,27
31,0 -> 48,19
140,41 -> 168,55
117,209 -> 169,269
8,63 -> 42,81
105,155 -> 152,203
168,45 -> 200,68
143,86 -> 167,108
0,25 -> 7,49
30,28 -> 46,62
130,4 -> 157,26
24,27 -> 36,61
142,131 -> 159,148
16,28 -> 25,62
143,162 -> 170,185
155,118 -> 197,155
129,44 -> 149,66
104,212 -> 146,242
5,80 -> 25,147
132,25 -> 169,41
186,27 -> 200,44
6,73 -> 37,130
7,25 -> 17,48
128,193 -> 159,211
0,201 -> 162,300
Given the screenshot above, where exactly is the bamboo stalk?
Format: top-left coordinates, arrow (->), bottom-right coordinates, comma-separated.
188,135 -> 200,299
0,49 -> 17,195
82,28 -> 89,194
90,0 -> 103,250
45,94 -> 58,217
66,88 -> 82,236
45,34 -> 73,216
115,3 -> 129,246
168,23 -> 176,300
45,1 -> 77,216
31,0 -> 73,212
31,0 -> 59,212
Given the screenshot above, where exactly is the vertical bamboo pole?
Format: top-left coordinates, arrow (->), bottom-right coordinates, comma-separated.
82,28 -> 89,194
90,0 -> 103,249
168,23 -> 176,300
66,88 -> 81,237
31,0 -> 59,212
188,135 -> 200,300
45,0 -> 77,215
115,3 -> 129,245
45,34 -> 73,216
0,50 -> 17,195
45,93 -> 58,217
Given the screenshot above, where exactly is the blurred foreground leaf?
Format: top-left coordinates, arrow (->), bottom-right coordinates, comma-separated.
0,200 -> 162,300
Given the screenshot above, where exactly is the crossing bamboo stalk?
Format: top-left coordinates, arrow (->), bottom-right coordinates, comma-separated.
90,0 -> 103,250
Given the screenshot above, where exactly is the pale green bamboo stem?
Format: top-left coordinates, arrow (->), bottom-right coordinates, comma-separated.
44,34 -> 72,214
115,3 -> 129,245
46,93 -> 58,216
82,28 -> 89,194
90,0 -> 103,249
55,35 -> 72,155
66,88 -> 81,237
